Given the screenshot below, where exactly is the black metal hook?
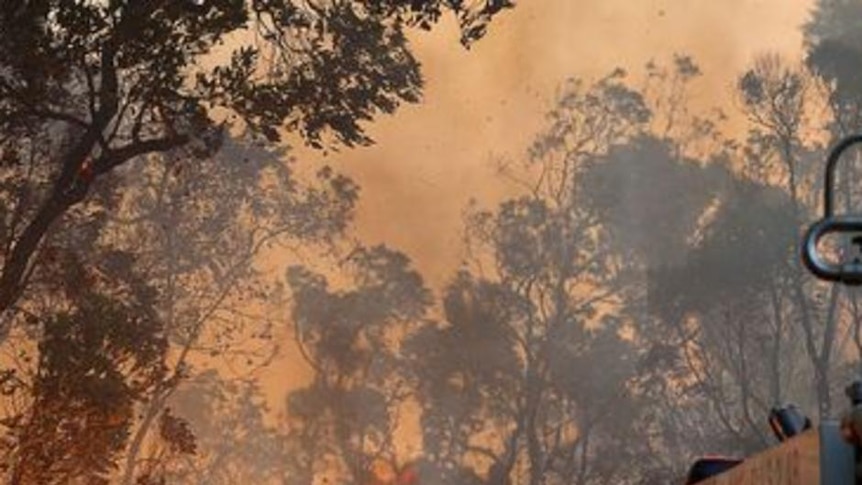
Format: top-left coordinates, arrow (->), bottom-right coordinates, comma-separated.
802,135 -> 862,285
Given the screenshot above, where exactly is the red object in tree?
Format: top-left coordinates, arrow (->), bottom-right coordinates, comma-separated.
78,158 -> 94,183
396,465 -> 418,485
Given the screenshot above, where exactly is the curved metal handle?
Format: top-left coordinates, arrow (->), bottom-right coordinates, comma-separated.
823,134 -> 862,218
802,216 -> 862,284
802,135 -> 862,284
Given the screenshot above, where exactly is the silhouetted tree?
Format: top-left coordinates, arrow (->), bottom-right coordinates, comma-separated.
804,3 -> 862,387
736,54 -> 848,419
805,0 -> 862,128
0,1 -> 512,472
5,293 -> 169,484
112,133 -> 359,484
405,69 -> 660,485
0,125 -> 362,483
645,174 -> 804,452
284,245 -> 431,485
149,370 -> 285,484
0,0 -> 512,321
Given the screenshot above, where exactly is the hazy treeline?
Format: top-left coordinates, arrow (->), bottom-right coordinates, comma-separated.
1,0 -> 862,484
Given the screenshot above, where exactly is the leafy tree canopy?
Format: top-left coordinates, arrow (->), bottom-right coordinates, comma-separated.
804,0 -> 862,106
0,0 -> 511,147
0,0 -> 511,318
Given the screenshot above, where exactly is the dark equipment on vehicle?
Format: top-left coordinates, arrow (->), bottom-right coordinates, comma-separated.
802,134 -> 862,285
684,457 -> 743,484
769,404 -> 812,442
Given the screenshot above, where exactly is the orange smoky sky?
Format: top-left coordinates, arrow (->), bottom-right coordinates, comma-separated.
284,0 -> 814,287
259,0 -> 814,421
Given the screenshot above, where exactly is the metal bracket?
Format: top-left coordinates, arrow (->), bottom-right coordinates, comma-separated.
802,135 -> 862,284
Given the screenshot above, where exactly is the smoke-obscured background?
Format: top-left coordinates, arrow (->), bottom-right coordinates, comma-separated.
3,0 -> 862,483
